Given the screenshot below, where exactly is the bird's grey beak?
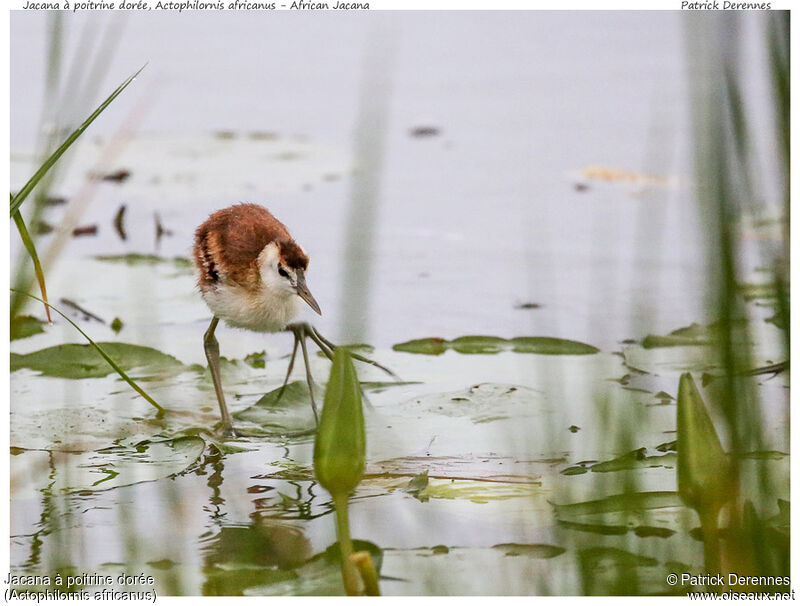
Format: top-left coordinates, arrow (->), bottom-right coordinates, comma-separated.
294,269 -> 321,315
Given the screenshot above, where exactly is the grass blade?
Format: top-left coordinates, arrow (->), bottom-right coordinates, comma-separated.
11,209 -> 51,323
10,64 -> 145,217
10,288 -> 165,416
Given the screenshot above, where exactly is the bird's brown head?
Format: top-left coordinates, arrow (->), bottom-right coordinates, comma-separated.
259,239 -> 321,315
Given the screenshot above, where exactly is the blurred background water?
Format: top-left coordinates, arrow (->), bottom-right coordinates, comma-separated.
12,11 -> 759,352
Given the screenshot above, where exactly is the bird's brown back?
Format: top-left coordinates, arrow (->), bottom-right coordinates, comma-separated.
193,203 -> 308,289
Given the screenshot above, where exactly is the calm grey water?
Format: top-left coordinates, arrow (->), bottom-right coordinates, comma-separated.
11,10 -> 726,351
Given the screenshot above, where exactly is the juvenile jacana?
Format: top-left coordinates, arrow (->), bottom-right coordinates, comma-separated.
193,203 -> 393,435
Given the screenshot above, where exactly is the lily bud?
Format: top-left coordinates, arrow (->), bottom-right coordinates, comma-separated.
677,372 -> 735,513
313,348 -> 366,496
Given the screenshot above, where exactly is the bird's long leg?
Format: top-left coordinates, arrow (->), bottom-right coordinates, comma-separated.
204,316 -> 235,436
276,330 -> 300,403
310,325 -> 399,379
297,324 -> 320,424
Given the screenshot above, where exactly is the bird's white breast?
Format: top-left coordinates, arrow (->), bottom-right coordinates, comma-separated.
202,283 -> 300,332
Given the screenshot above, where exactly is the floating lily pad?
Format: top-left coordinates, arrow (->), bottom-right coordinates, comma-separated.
510,337 -> 600,355
450,336 -> 509,354
244,351 -> 266,369
492,543 -> 566,559
641,321 -> 751,349
234,381 -> 318,435
590,448 -> 676,473
11,315 -> 45,341
418,479 -> 543,503
642,323 -> 717,348
392,337 -> 448,355
403,469 -> 430,500
11,342 -> 189,379
393,335 -> 600,356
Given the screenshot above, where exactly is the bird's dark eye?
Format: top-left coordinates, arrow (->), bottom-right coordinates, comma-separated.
278,267 -> 289,279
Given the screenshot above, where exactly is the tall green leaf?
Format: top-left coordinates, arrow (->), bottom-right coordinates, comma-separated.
11,209 -> 51,323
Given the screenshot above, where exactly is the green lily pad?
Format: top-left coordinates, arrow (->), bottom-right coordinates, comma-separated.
392,337 -> 448,355
642,323 -> 716,348
244,351 -> 266,369
450,336 -> 509,354
234,381 -> 318,435
11,315 -> 45,341
510,337 -> 600,355
590,448 -> 676,472
11,342 -> 188,379
419,479 -> 543,503
634,526 -> 676,538
393,335 -> 600,356
641,321 -> 752,349
492,543 -> 566,559
404,469 -> 430,498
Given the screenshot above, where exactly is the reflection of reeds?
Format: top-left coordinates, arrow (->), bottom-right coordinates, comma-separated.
337,19 -> 396,343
